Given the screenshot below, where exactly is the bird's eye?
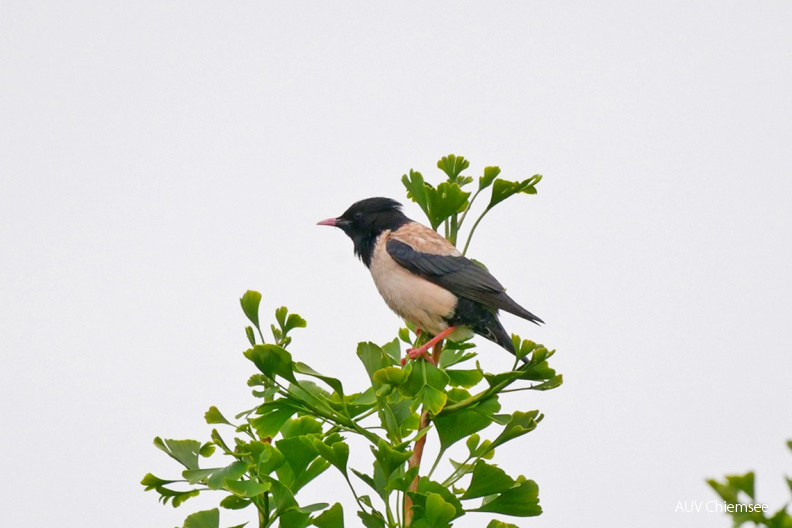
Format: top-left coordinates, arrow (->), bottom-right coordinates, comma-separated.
354,212 -> 363,220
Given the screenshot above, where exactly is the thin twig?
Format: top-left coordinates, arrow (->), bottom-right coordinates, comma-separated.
461,206 -> 491,256
457,187 -> 483,231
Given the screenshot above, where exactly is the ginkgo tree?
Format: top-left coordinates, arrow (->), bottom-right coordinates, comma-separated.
142,155 -> 561,528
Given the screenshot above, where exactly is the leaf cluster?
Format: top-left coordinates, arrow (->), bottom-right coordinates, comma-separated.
707,441 -> 792,528
401,154 -> 541,254
144,298 -> 560,527
143,155 -> 556,528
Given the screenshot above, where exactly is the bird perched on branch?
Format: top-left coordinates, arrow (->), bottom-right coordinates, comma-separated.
318,197 -> 542,362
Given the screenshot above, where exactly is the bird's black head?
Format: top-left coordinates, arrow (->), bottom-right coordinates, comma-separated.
318,197 -> 411,267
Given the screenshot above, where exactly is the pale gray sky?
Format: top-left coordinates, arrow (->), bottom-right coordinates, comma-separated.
2,2 -> 791,527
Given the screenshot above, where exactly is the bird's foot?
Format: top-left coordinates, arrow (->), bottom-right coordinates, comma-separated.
405,345 -> 433,363
400,326 -> 457,366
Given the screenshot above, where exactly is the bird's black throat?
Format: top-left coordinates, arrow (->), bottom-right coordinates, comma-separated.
334,197 -> 411,268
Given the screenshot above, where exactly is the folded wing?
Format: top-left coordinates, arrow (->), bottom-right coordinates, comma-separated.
386,238 -> 543,324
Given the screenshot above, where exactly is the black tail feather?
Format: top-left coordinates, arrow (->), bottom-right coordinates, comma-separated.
496,292 -> 544,325
450,297 -> 536,363
478,317 -> 530,364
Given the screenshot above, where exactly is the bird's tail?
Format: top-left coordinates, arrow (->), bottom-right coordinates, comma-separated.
480,317 -> 529,364
497,292 -> 544,325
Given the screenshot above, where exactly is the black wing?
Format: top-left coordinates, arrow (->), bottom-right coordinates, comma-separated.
386,239 -> 543,323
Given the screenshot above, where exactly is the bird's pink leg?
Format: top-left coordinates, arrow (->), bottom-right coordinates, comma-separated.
405,326 -> 456,362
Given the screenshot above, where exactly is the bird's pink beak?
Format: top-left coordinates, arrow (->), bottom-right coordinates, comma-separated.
317,217 -> 338,227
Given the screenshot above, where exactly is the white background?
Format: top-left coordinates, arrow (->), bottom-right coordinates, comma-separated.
2,2 -> 791,527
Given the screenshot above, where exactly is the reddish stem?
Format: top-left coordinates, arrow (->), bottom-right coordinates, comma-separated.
404,340 -> 443,526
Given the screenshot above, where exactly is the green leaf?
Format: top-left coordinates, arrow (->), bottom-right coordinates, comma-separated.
438,347 -> 478,368
181,508 -> 219,528
386,466 -> 421,493
422,386 -> 447,415
531,374 -> 563,391
425,182 -> 470,230
199,442 -> 215,458
484,360 -> 556,386
281,416 -> 323,438
511,338 -> 554,365
479,166 -> 501,191
767,506 -> 792,527
373,366 -> 410,387
220,494 -> 251,510
471,480 -> 542,517
489,411 -> 541,451
245,326 -> 256,346
278,507 -> 311,528
437,154 -> 470,181
312,438 -> 350,475
357,342 -> 391,382
357,510 -> 386,528
312,503 -> 344,528
183,461 -> 247,489
402,170 -> 431,219
482,371 -> 520,388
142,473 -> 203,508
465,434 -> 480,457
152,486 -> 200,507
371,439 -> 412,479
403,361 -> 449,397
401,167 -> 471,230
351,468 -> 378,495
244,344 -> 297,384
211,429 -> 232,454
460,461 -> 515,500
423,492 -> 456,528
518,363 -> 556,382
488,175 -> 542,208
288,380 -> 331,406
275,306 -> 288,331
225,479 -> 271,498
292,458 -> 331,494
446,368 -> 483,388
250,400 -> 299,439
726,472 -> 756,501
276,437 -> 320,484
425,362 -> 450,390
417,478 -> 464,519
434,398 -> 500,451
255,442 -> 286,475
294,362 -> 344,396
240,291 -> 262,329
263,478 -> 299,512
205,406 -> 233,426
382,338 -> 402,364
335,388 -> 377,418
486,520 -> 519,528
285,313 -> 307,333
141,473 -> 177,490
181,468 -> 217,484
153,437 -> 201,470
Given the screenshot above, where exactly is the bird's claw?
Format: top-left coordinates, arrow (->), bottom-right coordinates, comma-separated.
402,346 -> 432,364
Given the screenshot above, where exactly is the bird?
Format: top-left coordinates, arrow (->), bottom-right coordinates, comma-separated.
317,197 -> 543,362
